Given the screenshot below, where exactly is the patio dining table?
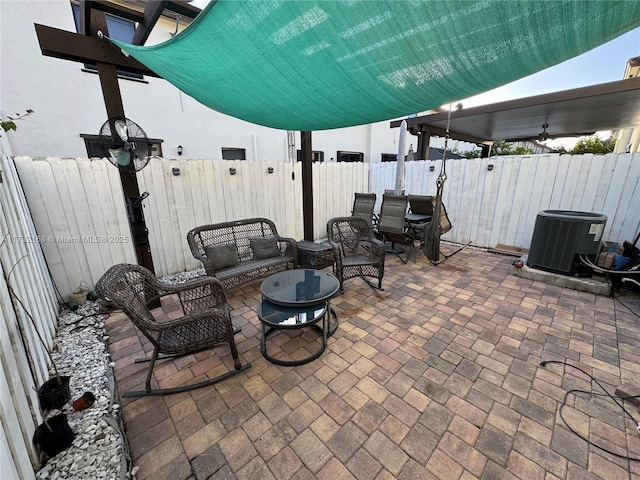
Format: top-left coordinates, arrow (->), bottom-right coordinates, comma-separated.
405,212 -> 432,237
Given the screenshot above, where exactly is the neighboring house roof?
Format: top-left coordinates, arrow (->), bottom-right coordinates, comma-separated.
427,147 -> 464,160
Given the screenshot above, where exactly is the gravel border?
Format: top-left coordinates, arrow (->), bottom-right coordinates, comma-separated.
34,300 -> 133,480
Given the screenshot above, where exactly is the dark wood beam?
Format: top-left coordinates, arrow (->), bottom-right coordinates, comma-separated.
132,1 -> 170,45
416,130 -> 431,160
418,124 -> 489,145
301,131 -> 314,241
35,24 -> 159,76
79,0 -> 92,36
393,117 -> 490,145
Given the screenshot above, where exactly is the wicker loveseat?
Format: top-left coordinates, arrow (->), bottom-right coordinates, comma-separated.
187,218 -> 297,291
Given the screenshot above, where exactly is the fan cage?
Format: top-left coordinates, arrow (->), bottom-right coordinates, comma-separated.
98,116 -> 152,172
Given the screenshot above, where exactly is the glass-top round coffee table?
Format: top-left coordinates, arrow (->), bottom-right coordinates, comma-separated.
258,269 -> 340,365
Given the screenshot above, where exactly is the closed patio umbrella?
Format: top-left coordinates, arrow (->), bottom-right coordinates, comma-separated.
394,120 -> 406,195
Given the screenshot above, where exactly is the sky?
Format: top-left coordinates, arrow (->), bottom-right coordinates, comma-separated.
460,28 -> 640,148
189,1 -> 640,148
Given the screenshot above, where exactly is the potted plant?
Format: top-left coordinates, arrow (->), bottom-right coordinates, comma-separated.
67,281 -> 89,310
32,413 -> 75,457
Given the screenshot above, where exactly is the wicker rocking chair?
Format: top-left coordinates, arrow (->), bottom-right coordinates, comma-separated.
96,264 -> 250,397
327,216 -> 385,292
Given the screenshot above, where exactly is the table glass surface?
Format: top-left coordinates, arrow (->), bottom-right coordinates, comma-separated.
261,269 -> 339,306
258,300 -> 327,327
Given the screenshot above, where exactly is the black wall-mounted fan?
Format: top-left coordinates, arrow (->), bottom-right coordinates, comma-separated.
98,116 -> 152,172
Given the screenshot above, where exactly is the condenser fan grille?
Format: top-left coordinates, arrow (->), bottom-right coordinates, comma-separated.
98,116 -> 152,172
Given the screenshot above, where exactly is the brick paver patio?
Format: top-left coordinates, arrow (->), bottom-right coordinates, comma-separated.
104,248 -> 640,480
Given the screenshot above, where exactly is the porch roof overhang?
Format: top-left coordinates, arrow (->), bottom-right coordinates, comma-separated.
390,76 -> 640,144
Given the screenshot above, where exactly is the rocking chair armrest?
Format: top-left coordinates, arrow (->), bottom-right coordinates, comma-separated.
144,307 -> 232,333
155,275 -> 224,295
368,237 -> 386,255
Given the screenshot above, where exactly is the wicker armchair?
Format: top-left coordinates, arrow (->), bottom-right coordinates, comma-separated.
96,264 -> 250,397
327,216 -> 385,292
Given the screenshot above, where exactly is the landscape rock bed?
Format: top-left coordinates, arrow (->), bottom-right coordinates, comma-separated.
35,301 -> 131,480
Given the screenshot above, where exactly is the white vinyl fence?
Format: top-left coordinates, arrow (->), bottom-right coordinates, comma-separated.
371,153 -> 640,251
12,153 -> 640,301
1,153 -> 59,480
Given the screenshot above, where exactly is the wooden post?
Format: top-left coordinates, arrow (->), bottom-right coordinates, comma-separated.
86,7 -> 158,306
417,129 -> 431,160
300,131 -> 313,241
95,62 -> 155,275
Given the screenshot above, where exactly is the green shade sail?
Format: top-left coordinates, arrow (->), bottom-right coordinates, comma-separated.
111,1 -> 640,131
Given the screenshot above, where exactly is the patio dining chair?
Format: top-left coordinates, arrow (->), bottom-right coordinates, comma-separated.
376,194 -> 415,263
406,194 -> 434,237
408,195 -> 434,216
327,216 -> 385,292
412,197 -> 452,237
96,264 -> 250,397
351,192 -> 376,224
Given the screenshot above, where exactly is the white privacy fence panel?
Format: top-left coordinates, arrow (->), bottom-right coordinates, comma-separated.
138,158 -> 308,276
370,153 -> 640,250
1,153 -> 59,479
13,157 -> 137,299
312,161 -> 369,237
139,159 -> 368,275
13,158 -> 369,294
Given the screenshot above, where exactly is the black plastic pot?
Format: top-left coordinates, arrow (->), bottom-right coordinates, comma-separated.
33,414 -> 75,457
38,376 -> 71,410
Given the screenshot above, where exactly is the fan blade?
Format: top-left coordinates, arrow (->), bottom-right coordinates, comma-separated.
108,148 -> 132,167
114,120 -> 129,141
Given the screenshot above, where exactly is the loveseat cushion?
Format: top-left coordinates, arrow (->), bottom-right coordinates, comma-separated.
250,236 -> 281,259
204,243 -> 239,270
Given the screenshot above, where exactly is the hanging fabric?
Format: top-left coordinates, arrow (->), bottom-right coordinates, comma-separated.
422,104 -> 467,264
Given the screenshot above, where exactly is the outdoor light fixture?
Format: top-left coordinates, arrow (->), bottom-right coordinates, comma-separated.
229,167 -> 236,175
537,123 -> 549,142
172,167 -> 180,176
177,145 -> 183,156
267,167 -> 274,174
487,164 -> 494,171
